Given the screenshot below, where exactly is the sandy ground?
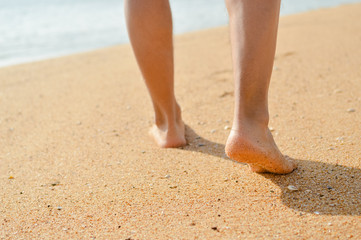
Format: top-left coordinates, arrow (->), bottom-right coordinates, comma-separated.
1,3 -> 361,240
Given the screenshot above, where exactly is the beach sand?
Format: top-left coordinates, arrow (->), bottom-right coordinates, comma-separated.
1,3 -> 361,239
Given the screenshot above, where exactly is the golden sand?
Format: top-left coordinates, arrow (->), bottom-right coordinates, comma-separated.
1,3 -> 360,239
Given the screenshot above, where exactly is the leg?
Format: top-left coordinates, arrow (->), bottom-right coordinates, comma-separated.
224,0 -> 296,174
125,0 -> 186,148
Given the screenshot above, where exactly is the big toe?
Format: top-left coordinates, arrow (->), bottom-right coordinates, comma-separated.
249,164 -> 268,173
284,155 -> 297,170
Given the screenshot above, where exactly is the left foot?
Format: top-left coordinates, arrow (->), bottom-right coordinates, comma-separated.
149,121 -> 186,148
149,104 -> 186,148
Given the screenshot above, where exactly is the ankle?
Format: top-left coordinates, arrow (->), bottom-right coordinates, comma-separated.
154,102 -> 182,129
232,112 -> 269,131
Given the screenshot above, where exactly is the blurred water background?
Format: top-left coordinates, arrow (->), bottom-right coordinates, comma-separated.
1,0 -> 360,67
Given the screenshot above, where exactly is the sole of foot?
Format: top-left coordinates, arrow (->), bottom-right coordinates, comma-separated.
225,128 -> 297,174
149,122 -> 187,148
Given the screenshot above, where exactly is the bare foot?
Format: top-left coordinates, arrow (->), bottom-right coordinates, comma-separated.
149,121 -> 186,148
225,124 -> 297,174
149,105 -> 186,148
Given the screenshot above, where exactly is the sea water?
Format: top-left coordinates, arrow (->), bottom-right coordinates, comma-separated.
1,0 -> 360,67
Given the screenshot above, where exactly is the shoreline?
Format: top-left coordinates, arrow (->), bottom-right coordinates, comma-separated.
1,1 -> 361,69
1,3 -> 361,239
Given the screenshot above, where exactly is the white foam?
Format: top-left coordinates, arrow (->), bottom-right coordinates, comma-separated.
0,0 -> 360,67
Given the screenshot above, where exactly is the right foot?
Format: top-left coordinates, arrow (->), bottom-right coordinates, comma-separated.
149,104 -> 186,148
225,124 -> 297,174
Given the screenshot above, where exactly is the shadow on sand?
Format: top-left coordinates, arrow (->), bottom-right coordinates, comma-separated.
181,125 -> 361,216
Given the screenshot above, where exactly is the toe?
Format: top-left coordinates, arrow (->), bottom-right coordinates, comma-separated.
249,164 -> 268,173
284,155 -> 298,170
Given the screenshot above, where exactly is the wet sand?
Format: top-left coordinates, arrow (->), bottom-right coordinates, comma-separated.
1,3 -> 360,239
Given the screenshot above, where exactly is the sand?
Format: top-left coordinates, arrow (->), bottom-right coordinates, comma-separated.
1,3 -> 361,239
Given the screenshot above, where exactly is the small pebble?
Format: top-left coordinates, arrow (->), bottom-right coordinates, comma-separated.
141,150 -> 146,154
224,125 -> 231,130
198,143 -> 205,147
287,185 -> 299,191
164,175 -> 171,179
347,108 -> 355,113
269,127 -> 275,132
336,137 -> 344,141
327,186 -> 333,190
210,129 -> 216,133
328,222 -> 333,226
314,211 -> 320,215
51,181 -> 60,186
334,89 -> 342,94
57,206 -> 62,210
329,204 -> 336,207
8,176 -> 14,179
